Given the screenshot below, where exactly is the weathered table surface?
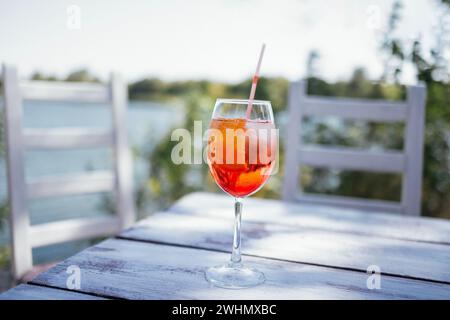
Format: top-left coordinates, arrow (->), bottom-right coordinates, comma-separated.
2,192 -> 450,300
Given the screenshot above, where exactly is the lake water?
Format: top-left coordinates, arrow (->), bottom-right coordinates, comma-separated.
0,100 -> 184,264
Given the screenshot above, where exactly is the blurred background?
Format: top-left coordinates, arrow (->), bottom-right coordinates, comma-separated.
0,0 -> 448,291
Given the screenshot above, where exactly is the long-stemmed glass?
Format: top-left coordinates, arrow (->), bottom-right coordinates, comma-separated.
205,98 -> 277,289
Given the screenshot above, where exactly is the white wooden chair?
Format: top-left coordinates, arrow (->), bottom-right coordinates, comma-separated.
2,64 -> 136,280
282,80 -> 426,216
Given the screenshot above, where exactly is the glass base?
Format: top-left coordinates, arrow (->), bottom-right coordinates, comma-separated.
205,263 -> 265,289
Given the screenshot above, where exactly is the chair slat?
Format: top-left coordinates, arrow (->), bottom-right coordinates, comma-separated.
24,128 -> 113,149
402,85 -> 427,216
27,171 -> 114,199
29,216 -> 121,247
20,80 -> 110,103
303,96 -> 408,122
2,65 -> 33,279
299,146 -> 405,173
111,73 -> 136,229
282,80 -> 305,201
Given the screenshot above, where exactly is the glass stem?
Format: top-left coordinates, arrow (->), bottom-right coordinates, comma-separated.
230,198 -> 243,266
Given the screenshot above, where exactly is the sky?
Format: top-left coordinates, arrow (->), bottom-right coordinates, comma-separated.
0,0 -> 443,84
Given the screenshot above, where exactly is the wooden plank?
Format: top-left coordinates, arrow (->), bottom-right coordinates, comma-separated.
24,128 -> 113,149
2,64 -> 33,279
31,239 -> 450,299
30,216 -> 121,247
0,284 -> 105,300
170,193 -> 450,245
302,96 -> 408,122
296,193 -> 403,214
120,212 -> 450,284
110,72 -> 135,229
282,80 -> 304,201
20,80 -> 110,103
27,171 -> 114,199
299,146 -> 405,173
402,84 -> 427,216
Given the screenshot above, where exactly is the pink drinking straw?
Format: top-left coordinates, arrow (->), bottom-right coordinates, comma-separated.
245,43 -> 266,119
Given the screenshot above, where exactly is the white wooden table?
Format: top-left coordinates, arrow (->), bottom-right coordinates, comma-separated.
2,192 -> 450,299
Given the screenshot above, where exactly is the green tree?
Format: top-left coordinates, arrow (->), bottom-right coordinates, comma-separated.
306,50 -> 320,78
65,69 -> 100,82
30,72 -> 58,81
379,0 -> 450,217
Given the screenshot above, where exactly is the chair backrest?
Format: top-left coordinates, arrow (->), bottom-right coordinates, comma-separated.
2,64 -> 135,280
282,80 -> 426,216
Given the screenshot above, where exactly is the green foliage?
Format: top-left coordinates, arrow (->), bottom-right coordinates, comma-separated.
0,246 -> 10,269
375,0 -> 450,217
422,82 -> 450,217
0,109 -> 7,229
128,78 -> 167,100
0,202 -> 8,231
30,72 -> 58,81
302,168 -> 402,202
142,93 -> 216,210
24,69 -> 101,83
306,50 -> 320,77
65,69 -> 100,83
0,108 -> 4,158
128,77 -> 289,113
309,69 -> 406,100
226,77 -> 289,114
379,0 -> 404,83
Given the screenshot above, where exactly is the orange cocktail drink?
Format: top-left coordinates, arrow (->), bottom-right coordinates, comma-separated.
207,118 -> 276,198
